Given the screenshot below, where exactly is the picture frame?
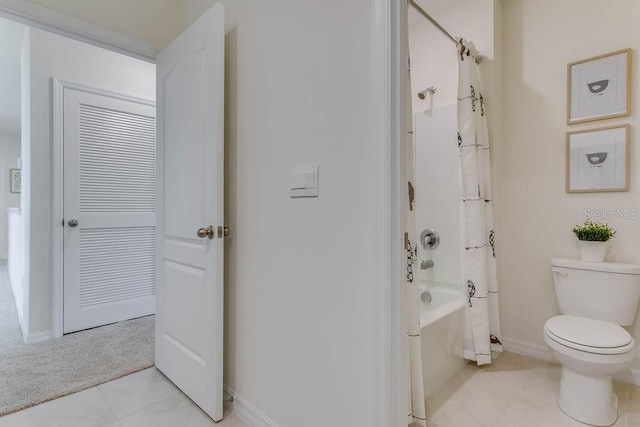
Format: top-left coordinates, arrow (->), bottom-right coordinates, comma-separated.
566,124 -> 629,193
9,168 -> 21,193
567,48 -> 631,125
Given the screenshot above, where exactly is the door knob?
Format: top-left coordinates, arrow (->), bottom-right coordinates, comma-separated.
217,226 -> 230,238
197,226 -> 215,239
68,219 -> 79,227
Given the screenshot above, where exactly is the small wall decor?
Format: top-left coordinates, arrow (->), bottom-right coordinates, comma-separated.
566,124 -> 629,193
9,169 -> 21,193
567,48 -> 631,125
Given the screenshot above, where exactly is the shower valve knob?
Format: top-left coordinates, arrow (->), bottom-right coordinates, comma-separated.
420,229 -> 440,249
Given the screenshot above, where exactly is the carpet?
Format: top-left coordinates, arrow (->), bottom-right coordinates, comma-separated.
0,264 -> 155,416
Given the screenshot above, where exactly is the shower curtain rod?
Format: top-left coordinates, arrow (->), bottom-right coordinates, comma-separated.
409,0 -> 457,45
409,0 -> 482,63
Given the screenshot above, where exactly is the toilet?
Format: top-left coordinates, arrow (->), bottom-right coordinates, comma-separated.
544,258 -> 640,426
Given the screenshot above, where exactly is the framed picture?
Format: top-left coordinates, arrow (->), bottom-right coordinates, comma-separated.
567,48 -> 631,125
9,169 -> 21,193
566,124 -> 629,193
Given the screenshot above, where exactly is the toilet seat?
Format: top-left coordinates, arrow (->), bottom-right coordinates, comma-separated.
544,315 -> 634,355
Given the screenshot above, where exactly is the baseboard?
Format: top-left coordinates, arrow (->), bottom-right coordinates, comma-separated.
614,367 -> 640,386
500,337 -> 554,363
224,386 -> 280,427
23,330 -> 53,344
501,336 -> 640,386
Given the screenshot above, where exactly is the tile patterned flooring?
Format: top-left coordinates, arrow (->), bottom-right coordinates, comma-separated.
3,350 -> 640,426
418,351 -> 640,427
0,368 -> 248,427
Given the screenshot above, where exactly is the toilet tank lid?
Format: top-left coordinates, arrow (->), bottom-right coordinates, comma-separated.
552,258 -> 640,275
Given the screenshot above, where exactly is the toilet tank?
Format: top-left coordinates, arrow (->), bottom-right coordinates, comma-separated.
551,258 -> 640,326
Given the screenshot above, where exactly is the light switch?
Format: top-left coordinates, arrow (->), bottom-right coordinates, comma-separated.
290,164 -> 319,198
305,173 -> 315,188
290,173 -> 306,189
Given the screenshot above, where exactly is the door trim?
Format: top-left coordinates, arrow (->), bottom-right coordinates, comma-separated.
370,0 -> 407,425
52,78 -> 155,338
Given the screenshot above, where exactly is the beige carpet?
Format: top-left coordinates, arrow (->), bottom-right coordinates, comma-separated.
0,264 -> 154,416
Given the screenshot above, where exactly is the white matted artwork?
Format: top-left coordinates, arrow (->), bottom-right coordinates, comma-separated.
566,125 -> 629,193
567,49 -> 631,125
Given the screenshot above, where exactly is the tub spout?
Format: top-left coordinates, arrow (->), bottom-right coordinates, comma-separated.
421,260 -> 434,270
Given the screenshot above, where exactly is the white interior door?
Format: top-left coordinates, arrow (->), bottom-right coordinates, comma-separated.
155,3 -> 225,422
63,88 -> 156,334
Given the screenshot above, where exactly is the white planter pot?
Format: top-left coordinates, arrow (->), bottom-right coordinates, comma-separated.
578,240 -> 607,262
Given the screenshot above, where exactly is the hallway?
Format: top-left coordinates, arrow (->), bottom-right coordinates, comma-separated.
0,263 -> 154,416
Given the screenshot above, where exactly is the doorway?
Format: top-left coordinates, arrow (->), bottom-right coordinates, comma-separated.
0,16 -> 158,417
0,3 -> 227,422
21,25 -> 157,340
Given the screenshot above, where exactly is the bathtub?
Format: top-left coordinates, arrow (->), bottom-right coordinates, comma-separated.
418,281 -> 466,400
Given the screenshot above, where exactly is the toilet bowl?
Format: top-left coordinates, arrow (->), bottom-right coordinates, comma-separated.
544,315 -> 635,426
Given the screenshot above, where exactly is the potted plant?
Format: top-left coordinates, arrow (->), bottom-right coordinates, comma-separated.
572,221 -> 616,262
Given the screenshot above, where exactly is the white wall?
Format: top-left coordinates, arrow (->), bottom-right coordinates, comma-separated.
0,134 -> 20,260
498,0 -> 640,370
23,0 -> 180,50
177,2 -> 378,426
408,0 -> 493,113
8,207 -> 22,326
0,17 -> 25,136
22,27 -> 155,337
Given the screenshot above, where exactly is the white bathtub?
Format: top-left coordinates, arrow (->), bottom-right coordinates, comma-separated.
418,281 -> 466,400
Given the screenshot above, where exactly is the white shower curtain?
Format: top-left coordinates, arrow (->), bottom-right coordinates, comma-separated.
406,52 -> 426,426
457,39 -> 503,365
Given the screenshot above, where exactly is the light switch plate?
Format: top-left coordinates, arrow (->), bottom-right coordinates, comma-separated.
290,164 -> 319,198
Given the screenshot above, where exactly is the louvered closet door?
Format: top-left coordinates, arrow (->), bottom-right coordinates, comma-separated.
63,88 -> 156,334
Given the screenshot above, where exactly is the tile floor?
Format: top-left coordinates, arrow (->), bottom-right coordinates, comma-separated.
0,368 -> 248,427
418,351 -> 640,427
4,351 -> 640,426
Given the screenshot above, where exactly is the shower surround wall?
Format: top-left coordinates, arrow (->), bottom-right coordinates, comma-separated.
414,105 -> 461,286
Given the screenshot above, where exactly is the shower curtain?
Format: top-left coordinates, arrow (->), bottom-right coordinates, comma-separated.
457,39 -> 503,365
406,53 -> 426,426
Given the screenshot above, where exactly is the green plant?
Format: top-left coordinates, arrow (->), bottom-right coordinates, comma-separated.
572,221 -> 616,242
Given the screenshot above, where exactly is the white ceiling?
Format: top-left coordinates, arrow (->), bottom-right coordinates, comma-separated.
409,0 -> 472,27
0,16 -> 26,136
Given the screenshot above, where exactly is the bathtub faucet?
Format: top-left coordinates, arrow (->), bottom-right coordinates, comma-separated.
421,259 -> 434,270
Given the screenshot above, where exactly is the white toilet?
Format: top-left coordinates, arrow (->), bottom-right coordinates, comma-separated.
544,258 -> 640,426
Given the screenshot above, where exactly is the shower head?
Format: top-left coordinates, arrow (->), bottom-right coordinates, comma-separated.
417,86 -> 436,100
